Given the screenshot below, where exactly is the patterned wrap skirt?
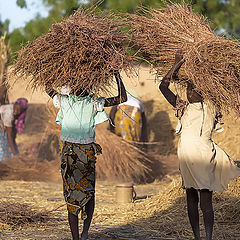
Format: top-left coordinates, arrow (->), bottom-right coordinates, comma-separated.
114,105 -> 142,141
61,141 -> 102,218
0,130 -> 11,161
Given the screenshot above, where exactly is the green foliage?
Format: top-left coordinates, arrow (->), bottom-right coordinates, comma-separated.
9,0 -> 82,59
92,0 -> 164,13
16,0 -> 27,8
0,19 -> 10,36
3,0 -> 240,61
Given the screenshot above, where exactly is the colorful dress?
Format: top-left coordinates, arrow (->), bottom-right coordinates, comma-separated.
53,93 -> 108,218
0,104 -> 14,161
114,95 -> 144,141
177,102 -> 240,191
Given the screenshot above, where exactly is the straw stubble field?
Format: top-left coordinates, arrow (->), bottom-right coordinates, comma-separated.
1,177 -> 240,239
1,66 -> 240,239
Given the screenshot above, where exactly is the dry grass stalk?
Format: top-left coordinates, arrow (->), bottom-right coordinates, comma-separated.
126,3 -> 240,115
13,7 -> 132,95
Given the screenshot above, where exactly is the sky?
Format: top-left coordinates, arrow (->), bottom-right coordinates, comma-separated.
0,0 -> 48,32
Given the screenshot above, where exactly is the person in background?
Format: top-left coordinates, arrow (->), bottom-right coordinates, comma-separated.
0,97 -> 28,160
109,89 -> 148,143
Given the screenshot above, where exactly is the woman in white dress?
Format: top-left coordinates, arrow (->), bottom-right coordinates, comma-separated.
159,51 -> 240,240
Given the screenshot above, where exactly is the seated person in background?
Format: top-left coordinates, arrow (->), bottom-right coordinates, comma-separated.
109,89 -> 148,143
0,98 -> 28,160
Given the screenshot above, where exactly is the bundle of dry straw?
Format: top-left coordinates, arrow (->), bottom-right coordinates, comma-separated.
13,7 -> 132,94
126,3 -> 240,115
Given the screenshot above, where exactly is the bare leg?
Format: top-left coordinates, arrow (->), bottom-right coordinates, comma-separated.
68,212 -> 79,240
200,189 -> 214,240
186,188 -> 201,240
81,196 -> 95,240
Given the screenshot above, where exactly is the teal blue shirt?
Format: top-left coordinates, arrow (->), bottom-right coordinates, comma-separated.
53,94 -> 109,144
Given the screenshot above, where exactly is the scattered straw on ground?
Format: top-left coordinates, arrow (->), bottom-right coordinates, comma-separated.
0,201 -> 49,229
1,175 -> 240,239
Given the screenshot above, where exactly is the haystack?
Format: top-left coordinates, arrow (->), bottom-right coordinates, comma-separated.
126,3 -> 240,115
95,126 -> 155,183
13,7 -> 132,94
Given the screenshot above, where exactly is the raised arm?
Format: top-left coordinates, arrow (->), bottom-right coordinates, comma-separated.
104,71 -> 127,107
159,51 -> 185,107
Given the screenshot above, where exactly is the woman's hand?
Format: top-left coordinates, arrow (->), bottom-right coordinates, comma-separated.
104,71 -> 127,107
159,50 -> 185,107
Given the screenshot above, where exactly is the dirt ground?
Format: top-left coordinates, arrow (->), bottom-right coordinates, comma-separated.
1,67 -> 240,239
0,179 -> 174,240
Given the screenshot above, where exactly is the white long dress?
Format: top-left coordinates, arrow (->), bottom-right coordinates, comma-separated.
177,102 -> 240,191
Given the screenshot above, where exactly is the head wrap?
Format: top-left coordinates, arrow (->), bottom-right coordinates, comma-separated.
14,98 -> 28,134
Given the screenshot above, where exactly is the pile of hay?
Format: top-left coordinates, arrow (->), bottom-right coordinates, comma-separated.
126,3 -> 240,115
13,7 -> 132,94
95,126 -> 156,183
0,201 -> 49,229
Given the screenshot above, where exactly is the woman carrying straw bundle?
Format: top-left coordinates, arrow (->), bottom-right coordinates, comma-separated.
46,71 -> 127,240
159,51 -> 240,240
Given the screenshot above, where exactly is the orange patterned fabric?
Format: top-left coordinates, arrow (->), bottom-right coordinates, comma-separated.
61,141 -> 102,218
114,105 -> 142,141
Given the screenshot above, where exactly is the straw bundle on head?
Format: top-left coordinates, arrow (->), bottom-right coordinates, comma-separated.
13,7 -> 132,94
126,3 -> 240,115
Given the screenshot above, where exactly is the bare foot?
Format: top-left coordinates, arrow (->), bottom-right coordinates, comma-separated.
80,232 -> 88,240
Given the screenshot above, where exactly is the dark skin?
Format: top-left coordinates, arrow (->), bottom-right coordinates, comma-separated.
46,71 -> 127,240
159,52 -> 213,240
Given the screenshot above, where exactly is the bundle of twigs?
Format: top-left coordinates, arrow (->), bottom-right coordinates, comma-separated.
126,3 -> 240,114
13,7 -> 132,94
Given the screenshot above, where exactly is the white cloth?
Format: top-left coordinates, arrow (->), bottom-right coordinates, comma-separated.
177,102 -> 240,191
60,84 -> 72,96
0,104 -> 14,128
119,95 -> 144,112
